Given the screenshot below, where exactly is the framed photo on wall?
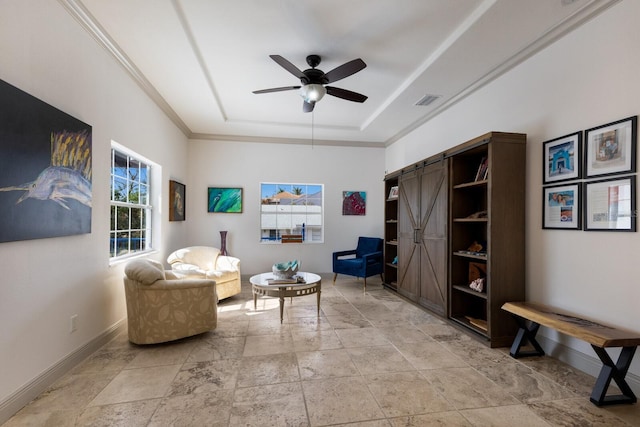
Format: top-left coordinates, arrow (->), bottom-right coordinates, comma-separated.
542,183 -> 582,230
584,116 -> 637,178
169,180 -> 185,221
543,132 -> 581,184
584,176 -> 635,231
342,191 -> 366,215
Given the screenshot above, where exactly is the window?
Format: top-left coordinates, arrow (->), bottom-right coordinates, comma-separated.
260,183 -> 324,243
110,147 -> 152,259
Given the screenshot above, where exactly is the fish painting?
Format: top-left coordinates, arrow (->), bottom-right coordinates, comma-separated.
0,129 -> 92,209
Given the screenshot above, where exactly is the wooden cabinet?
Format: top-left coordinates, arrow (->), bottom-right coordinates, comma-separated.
384,131 -> 525,347
396,158 -> 448,316
383,175 -> 399,290
448,132 -> 526,347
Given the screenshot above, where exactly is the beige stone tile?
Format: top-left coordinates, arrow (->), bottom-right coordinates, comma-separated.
186,336 -> 246,362
606,402 -> 640,426
89,365 -> 181,406
335,327 -> 390,348
285,302 -> 321,319
288,315 -> 333,332
72,345 -> 141,374
394,341 -> 467,370
3,409 -> 82,427
302,376 -> 384,425
237,353 -> 300,387
326,314 -> 373,329
76,399 -> 160,426
297,348 -> 360,380
389,411 -> 472,426
422,367 -> 520,410
321,302 -> 361,316
167,359 -> 240,396
475,361 -> 577,403
348,345 -> 415,375
205,319 -> 249,338
126,340 -> 197,368
20,371 -> 118,413
415,323 -> 473,342
229,382 -> 308,426
148,390 -> 233,427
242,332 -> 294,356
530,397 -> 634,426
377,325 -> 434,345
441,339 -> 513,367
518,355 -> 597,397
460,404 -> 551,426
247,318 -> 291,335
292,328 -> 344,352
364,371 -> 452,417
332,420 -> 391,427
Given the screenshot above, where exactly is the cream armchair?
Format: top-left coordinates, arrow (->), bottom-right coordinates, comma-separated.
167,246 -> 241,300
124,259 -> 217,345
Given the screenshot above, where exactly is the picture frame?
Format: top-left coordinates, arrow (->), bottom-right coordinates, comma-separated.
542,183 -> 582,230
207,187 -> 243,213
543,132 -> 581,184
388,186 -> 399,200
584,176 -> 635,231
585,116 -> 637,178
342,191 -> 366,215
169,180 -> 185,221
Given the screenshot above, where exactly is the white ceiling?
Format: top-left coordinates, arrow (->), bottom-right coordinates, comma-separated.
62,0 -> 619,147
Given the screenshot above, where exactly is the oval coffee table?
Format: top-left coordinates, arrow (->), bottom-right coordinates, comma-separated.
250,272 -> 321,323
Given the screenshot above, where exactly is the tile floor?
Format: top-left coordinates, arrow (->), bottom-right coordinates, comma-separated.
4,276 -> 640,426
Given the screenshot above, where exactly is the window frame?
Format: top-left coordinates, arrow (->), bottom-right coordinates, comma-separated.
260,182 -> 324,244
109,144 -> 154,261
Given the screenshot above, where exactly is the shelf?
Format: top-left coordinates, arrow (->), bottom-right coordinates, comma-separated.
386,220 -> 398,223
386,262 -> 398,269
450,315 -> 489,337
453,179 -> 487,190
452,284 -> 487,300
386,198 -> 398,202
386,240 -> 398,246
453,251 -> 487,260
453,218 -> 488,223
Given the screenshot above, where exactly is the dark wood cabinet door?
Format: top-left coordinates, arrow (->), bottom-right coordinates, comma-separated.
397,170 -> 420,302
418,161 -> 448,316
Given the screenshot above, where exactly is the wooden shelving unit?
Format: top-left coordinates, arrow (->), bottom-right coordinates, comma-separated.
383,175 -> 399,290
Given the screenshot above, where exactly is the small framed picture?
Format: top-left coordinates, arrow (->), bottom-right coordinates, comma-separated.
584,176 -> 635,231
585,116 -> 637,178
542,183 -> 582,230
543,132 -> 581,184
388,186 -> 399,200
169,180 -> 186,221
342,191 -> 366,216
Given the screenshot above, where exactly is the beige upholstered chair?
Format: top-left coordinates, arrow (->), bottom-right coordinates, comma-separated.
167,246 -> 241,300
124,259 -> 217,345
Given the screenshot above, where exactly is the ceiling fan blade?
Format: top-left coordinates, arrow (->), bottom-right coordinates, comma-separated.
270,55 -> 306,79
303,100 -> 315,113
323,58 -> 366,84
253,86 -> 300,94
326,86 -> 368,103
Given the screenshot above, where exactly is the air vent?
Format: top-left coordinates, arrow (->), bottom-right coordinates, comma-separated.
415,94 -> 441,107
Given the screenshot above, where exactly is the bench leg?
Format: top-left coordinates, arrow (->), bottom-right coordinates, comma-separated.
590,345 -> 637,406
509,317 -> 545,358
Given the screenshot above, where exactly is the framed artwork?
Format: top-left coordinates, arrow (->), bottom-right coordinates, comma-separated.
342,191 -> 366,215
542,183 -> 582,230
585,116 -> 637,178
207,187 -> 242,213
388,186 -> 399,200
0,79 -> 92,243
543,132 -> 581,184
169,180 -> 185,221
584,176 -> 635,231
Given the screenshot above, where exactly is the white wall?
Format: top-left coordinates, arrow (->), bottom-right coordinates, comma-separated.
388,0 -> 640,382
186,139 -> 385,274
0,0 -> 189,413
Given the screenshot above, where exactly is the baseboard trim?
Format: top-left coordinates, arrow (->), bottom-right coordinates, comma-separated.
537,334 -> 640,394
0,319 -> 127,425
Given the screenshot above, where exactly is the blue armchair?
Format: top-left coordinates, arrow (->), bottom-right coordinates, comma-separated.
332,237 -> 384,289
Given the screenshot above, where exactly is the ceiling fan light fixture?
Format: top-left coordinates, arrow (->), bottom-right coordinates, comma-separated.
300,84 -> 326,102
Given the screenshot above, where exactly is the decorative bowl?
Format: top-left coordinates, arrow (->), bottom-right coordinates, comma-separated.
272,260 -> 299,279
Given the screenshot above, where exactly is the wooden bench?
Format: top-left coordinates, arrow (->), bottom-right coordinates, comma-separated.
502,301 -> 640,406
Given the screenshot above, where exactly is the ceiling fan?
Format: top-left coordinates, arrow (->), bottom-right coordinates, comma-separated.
253,54 -> 368,113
